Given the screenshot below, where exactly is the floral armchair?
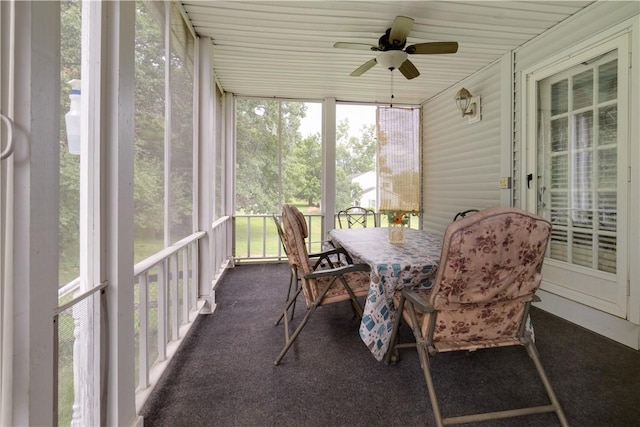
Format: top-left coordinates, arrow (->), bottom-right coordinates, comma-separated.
385,206 -> 568,426
274,205 -> 371,365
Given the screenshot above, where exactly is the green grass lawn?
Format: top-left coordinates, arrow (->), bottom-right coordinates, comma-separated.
233,206 -> 420,260
234,205 -> 328,258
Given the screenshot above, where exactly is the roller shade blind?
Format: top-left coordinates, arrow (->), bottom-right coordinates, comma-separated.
377,106 -> 420,212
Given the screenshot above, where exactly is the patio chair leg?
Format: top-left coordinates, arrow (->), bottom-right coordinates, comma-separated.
339,276 -> 364,318
275,303 -> 319,365
275,268 -> 300,326
285,268 -> 294,303
275,280 -> 334,365
417,341 -> 445,427
384,294 -> 406,365
524,339 -> 569,427
403,301 -> 444,427
275,285 -> 302,327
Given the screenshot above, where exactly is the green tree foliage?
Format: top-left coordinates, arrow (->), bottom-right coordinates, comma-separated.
336,118 -> 376,176
285,134 -> 321,206
168,4 -> 196,240
335,168 -> 361,210
58,0 -> 190,277
235,100 -> 378,214
134,1 -> 166,237
235,99 -> 307,213
335,118 -> 376,210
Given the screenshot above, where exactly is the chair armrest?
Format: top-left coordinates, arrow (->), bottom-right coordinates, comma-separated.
304,263 -> 370,279
309,247 -> 348,258
402,287 -> 435,313
309,247 -> 354,268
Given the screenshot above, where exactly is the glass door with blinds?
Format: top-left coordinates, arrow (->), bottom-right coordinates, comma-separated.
529,34 -> 629,317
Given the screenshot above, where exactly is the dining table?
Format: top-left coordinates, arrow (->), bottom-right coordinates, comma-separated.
329,227 -> 443,361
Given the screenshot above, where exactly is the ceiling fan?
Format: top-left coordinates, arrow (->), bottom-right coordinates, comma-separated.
333,16 -> 458,79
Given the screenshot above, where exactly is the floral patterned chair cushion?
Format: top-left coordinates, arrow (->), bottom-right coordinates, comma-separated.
394,207 -> 551,349
281,205 -> 370,307
423,206 -> 551,350
275,205 -> 371,365
386,207 -> 567,426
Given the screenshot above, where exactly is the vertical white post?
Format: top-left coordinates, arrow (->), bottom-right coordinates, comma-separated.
0,1 -> 16,425
74,1 -> 105,425
11,2 -> 59,425
197,38 -> 214,312
190,242 -> 198,311
171,253 -> 179,340
182,248 -> 189,322
157,263 -> 167,362
500,51 -> 514,206
138,274 -> 149,390
224,93 -> 235,254
102,1 -> 137,425
322,98 -> 337,235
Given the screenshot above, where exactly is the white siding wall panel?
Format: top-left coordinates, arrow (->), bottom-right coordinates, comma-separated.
422,61 -> 502,232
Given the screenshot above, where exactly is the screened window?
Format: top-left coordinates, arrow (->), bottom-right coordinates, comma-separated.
334,104 -> 420,217
235,99 -> 322,215
235,98 -> 323,257
132,0 -> 197,391
59,0 -> 82,287
335,104 -> 377,212
168,2 -> 195,243
57,5 -> 83,425
134,0 -> 165,262
133,1 -> 195,258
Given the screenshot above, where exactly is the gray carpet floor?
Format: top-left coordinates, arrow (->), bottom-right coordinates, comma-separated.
141,263 -> 640,426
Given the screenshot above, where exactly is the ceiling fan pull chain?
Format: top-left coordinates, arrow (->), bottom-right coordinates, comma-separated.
390,70 -> 394,107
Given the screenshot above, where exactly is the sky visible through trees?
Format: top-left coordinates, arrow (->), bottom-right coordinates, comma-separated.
299,103 -> 376,139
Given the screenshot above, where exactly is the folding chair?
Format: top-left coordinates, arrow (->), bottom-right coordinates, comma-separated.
452,208 -> 479,221
337,206 -> 378,228
385,207 -> 568,426
275,205 -> 371,365
272,213 -> 349,326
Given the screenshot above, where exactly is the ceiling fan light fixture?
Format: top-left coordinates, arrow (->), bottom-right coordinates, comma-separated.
335,15 -> 459,79
376,50 -> 408,70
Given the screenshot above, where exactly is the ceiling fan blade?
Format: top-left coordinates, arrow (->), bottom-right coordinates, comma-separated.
405,41 -> 459,55
398,59 -> 420,80
333,42 -> 379,51
350,58 -> 377,77
389,16 -> 414,47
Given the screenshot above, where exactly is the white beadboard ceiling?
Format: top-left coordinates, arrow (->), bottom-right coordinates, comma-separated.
181,1 -> 593,105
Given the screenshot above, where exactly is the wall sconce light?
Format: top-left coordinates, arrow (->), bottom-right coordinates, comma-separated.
454,87 -> 481,123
